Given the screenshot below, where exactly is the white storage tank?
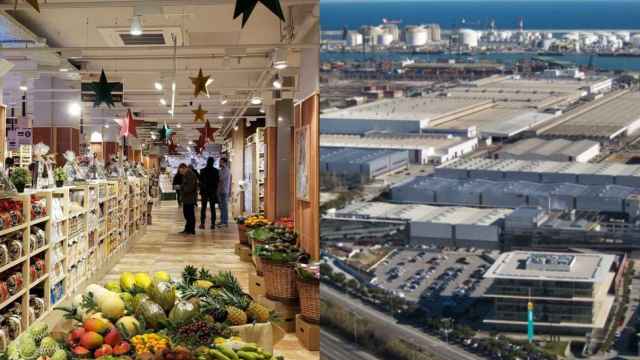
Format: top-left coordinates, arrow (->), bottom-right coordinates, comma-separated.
377,33 -> 394,46
346,31 -> 363,47
631,34 -> 640,48
616,31 -> 631,42
405,26 -> 429,46
459,29 -> 479,48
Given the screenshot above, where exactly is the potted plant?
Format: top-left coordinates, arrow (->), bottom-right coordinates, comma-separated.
256,241 -> 309,302
240,214 -> 270,246
296,262 -> 320,324
53,167 -> 67,187
10,167 -> 31,193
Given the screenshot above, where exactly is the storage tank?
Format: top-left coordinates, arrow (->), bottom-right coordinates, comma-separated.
631,34 -> 640,48
564,32 -> 580,41
499,31 -> 512,42
405,26 -> 429,46
617,31 -> 631,42
459,29 -> 479,48
541,39 -> 554,50
377,33 -> 394,46
429,24 -> 442,42
543,32 -> 553,40
346,31 -> 363,47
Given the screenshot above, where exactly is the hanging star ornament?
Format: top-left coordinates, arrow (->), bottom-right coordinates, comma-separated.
195,135 -> 207,154
192,104 -> 208,123
233,0 -> 285,28
15,0 -> 39,12
197,120 -> 218,142
189,68 -> 211,98
116,109 -> 138,138
168,134 -> 178,154
91,69 -> 116,108
158,124 -> 172,142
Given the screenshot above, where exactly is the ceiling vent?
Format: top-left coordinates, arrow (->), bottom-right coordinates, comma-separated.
97,26 -> 184,47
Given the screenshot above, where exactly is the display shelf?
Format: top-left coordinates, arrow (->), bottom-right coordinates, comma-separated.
0,223 -> 28,237
30,245 -> 48,257
29,273 -> 48,289
0,256 -> 27,274
0,289 -> 26,311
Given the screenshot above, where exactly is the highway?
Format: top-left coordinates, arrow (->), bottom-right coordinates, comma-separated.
322,285 -> 483,360
321,329 -> 382,360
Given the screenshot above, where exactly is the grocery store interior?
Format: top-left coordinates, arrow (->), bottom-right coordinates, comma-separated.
0,1 -> 319,359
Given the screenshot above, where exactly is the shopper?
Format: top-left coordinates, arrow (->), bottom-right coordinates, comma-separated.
199,157 -> 220,229
172,164 -> 185,206
217,157 -> 231,228
179,164 -> 198,235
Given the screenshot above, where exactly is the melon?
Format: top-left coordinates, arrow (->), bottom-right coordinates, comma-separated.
98,292 -> 125,320
119,272 -> 136,293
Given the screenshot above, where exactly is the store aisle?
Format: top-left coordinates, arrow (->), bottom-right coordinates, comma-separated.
98,201 -> 319,359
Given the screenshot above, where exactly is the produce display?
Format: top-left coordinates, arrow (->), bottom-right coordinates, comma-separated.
3,266 -> 288,360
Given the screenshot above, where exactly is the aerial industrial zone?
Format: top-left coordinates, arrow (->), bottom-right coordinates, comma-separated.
320,34 -> 640,358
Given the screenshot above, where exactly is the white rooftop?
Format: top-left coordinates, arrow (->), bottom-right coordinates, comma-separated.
320,133 -> 475,152
442,158 -> 640,177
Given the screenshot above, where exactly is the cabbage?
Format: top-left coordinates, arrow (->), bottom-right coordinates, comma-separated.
148,281 -> 176,313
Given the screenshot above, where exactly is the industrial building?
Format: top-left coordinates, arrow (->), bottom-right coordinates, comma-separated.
320,133 -> 479,164
390,176 -> 640,219
496,138 -> 600,163
540,91 -> 640,140
402,62 -> 505,81
483,251 -> 617,334
435,158 -> 640,187
331,202 -> 513,248
320,147 -> 410,181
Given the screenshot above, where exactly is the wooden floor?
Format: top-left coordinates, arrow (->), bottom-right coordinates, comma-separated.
100,201 -> 319,359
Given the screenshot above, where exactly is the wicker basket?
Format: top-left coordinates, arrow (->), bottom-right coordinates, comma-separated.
297,278 -> 319,324
238,224 -> 249,245
262,259 -> 298,302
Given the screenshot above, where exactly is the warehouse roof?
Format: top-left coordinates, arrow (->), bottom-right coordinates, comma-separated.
320,97 -> 491,122
334,202 -> 512,226
320,147 -> 407,164
320,133 -> 476,152
484,251 -> 615,283
541,91 -> 640,139
498,138 -> 600,159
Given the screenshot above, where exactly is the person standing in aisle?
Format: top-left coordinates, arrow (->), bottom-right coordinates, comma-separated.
172,164 -> 185,206
179,164 -> 198,235
199,157 -> 220,229
217,157 -> 231,228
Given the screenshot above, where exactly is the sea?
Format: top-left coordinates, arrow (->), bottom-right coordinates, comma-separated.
320,0 -> 640,71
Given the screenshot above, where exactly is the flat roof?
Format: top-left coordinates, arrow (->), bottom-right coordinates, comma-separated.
320,133 -> 476,152
320,147 -> 407,164
542,91 -> 640,139
320,97 -> 490,122
499,138 -> 599,158
484,251 -> 615,283
334,201 -> 512,226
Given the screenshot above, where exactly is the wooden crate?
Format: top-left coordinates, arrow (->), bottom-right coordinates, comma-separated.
237,244 -> 252,262
257,295 -> 299,333
295,314 -> 319,351
249,272 -> 266,298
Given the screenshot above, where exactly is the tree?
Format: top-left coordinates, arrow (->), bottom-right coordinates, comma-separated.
346,278 -> 360,291
332,272 -> 346,285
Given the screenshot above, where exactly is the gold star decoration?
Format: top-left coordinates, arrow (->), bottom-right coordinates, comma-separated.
189,68 -> 211,98
15,0 -> 40,12
192,104 -> 208,123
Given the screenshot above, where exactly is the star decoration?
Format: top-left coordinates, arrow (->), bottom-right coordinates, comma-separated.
234,0 -> 285,28
159,124 -> 172,142
189,68 -> 211,98
15,0 -> 39,12
195,135 -> 207,154
91,69 -> 116,108
168,134 -> 178,154
192,104 -> 208,123
116,109 -> 138,138
197,120 -> 218,142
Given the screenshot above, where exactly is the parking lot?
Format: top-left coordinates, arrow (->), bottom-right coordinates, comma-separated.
372,248 -> 494,314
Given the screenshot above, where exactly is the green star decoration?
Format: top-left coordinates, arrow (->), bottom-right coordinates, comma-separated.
159,124 -> 172,142
234,0 -> 285,28
91,70 -> 115,108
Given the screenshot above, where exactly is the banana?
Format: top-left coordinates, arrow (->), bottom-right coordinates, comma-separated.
215,345 -> 240,360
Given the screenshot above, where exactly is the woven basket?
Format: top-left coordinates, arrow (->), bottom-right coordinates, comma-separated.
238,224 -> 249,245
297,278 -> 319,324
262,259 -> 298,302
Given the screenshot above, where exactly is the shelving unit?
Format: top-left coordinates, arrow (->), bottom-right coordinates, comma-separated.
0,177 -> 150,349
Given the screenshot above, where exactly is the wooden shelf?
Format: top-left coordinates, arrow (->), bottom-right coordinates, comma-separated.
0,223 -> 27,237
30,245 -> 49,257
0,256 -> 27,274
0,289 -> 26,311
29,274 -> 49,289
30,216 -> 49,225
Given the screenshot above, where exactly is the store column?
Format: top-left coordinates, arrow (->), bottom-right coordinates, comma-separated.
264,106 -> 278,219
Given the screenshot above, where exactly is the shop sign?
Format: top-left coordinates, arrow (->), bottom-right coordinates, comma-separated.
7,127 -> 32,150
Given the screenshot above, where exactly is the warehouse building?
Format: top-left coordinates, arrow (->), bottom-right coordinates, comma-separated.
483,251 -> 617,334
331,201 -> 513,248
436,158 -> 640,187
540,91 -> 640,140
496,138 -> 601,163
320,133 -> 479,164
320,147 -> 410,181
390,176 -> 640,219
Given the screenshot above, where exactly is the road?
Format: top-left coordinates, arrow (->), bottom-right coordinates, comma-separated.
320,329 -> 382,360
321,285 -> 483,360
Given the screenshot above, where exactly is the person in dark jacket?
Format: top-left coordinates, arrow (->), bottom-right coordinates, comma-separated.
172,164 -> 185,206
198,157 -> 220,229
179,164 -> 198,235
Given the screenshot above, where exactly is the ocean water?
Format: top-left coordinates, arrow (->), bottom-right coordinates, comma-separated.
320,1 -> 640,31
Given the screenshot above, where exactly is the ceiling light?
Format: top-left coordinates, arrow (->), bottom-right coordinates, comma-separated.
59,68 -> 69,72
68,102 -> 82,116
188,140 -> 194,145
160,98 -> 167,106
218,115 -> 224,119
206,78 -> 214,87
130,15 -> 143,36
233,124 -> 239,131
154,82 -> 163,91
168,109 -> 173,115
19,81 -> 27,92
151,134 -> 157,140
104,124 -> 110,129
176,123 -> 182,128
90,131 -> 103,143
272,74 -> 282,89
259,107 -> 265,113
278,116 -> 283,122
250,96 -> 262,105
220,96 -> 228,105
272,48 -> 288,70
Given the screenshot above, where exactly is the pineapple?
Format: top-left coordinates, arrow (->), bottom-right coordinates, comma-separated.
28,323 -> 48,343
38,337 -> 59,357
198,268 -> 213,281
200,296 -> 228,323
182,265 -> 198,286
247,301 -> 270,323
213,271 -> 243,296
220,290 -> 250,326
